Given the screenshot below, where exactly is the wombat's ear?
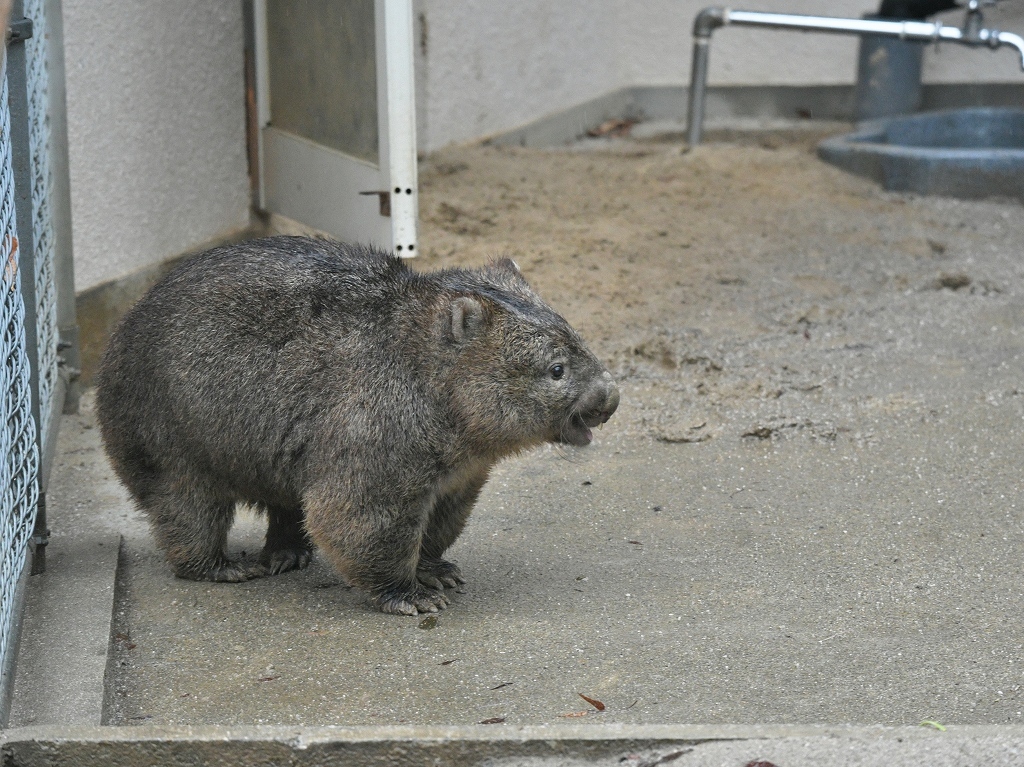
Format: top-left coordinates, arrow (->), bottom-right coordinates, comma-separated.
492,257 -> 521,275
451,296 -> 485,342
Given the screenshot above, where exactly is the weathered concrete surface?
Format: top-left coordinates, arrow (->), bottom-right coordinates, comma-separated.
4,724 -> 1024,767
97,390 -> 1024,727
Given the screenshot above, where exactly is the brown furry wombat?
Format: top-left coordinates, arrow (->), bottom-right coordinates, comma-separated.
96,236 -> 618,615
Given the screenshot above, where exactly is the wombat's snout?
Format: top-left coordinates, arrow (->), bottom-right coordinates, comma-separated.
601,376 -> 620,422
563,371 -> 619,446
586,371 -> 619,423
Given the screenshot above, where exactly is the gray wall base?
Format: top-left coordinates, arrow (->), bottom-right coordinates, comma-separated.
488,83 -> 1024,148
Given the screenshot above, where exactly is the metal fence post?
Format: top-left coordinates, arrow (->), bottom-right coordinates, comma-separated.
0,0 -> 75,721
43,0 -> 79,418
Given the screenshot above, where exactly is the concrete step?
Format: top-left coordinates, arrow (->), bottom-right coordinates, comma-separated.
7,533 -> 120,728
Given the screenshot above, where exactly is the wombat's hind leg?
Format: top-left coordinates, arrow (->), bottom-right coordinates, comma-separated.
260,506 -> 313,575
147,490 -> 259,582
202,559 -> 265,583
417,473 -> 486,590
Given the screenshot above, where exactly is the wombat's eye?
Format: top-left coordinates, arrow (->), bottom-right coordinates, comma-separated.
550,364 -> 564,380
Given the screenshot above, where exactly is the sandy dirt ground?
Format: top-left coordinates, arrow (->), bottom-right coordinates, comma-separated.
415,128 -> 1021,446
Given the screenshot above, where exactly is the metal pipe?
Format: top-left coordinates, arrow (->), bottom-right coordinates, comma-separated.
686,6 -> 1024,145
686,40 -> 711,146
686,8 -> 727,146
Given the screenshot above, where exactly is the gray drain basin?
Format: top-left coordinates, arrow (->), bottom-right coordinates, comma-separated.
818,107 -> 1024,201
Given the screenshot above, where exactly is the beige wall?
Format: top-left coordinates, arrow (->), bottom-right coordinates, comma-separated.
63,0 -> 251,292
416,0 -> 1024,151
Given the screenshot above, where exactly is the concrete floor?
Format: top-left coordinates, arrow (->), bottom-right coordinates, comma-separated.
33,369 -> 1024,729
7,129 -> 1024,764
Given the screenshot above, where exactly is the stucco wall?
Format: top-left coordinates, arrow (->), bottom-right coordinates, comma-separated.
415,0 -> 621,154
63,0 -> 250,292
417,0 -> 1024,151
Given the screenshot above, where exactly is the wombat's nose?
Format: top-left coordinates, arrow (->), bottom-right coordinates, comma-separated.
601,384 -> 620,422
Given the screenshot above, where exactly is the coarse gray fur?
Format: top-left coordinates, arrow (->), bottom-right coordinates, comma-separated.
96,236 -> 619,615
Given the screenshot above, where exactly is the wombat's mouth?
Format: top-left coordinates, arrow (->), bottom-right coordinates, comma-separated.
557,379 -> 619,447
558,412 -> 605,447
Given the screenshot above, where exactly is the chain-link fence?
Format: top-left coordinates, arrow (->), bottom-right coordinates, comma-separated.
0,0 -> 72,720
0,40 -> 40,698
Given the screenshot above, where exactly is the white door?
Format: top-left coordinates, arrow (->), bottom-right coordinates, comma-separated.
254,0 -> 418,255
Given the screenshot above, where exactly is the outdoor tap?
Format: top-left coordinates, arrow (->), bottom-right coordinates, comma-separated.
990,29 -> 1024,68
956,0 -> 1024,69
962,0 -> 987,39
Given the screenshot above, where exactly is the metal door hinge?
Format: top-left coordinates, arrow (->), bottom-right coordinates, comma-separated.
6,18 -> 33,45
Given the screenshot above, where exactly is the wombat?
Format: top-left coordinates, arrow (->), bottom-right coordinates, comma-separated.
96,236 -> 618,615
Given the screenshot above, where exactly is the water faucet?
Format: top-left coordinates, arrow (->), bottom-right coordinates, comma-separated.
960,0 -> 1019,55
963,0 -> 992,41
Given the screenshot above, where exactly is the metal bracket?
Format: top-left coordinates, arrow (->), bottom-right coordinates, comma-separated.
29,494 -> 48,576
359,190 -> 391,217
6,18 -> 33,45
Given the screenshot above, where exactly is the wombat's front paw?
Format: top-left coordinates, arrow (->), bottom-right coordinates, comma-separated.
417,558 -> 466,590
375,585 -> 451,616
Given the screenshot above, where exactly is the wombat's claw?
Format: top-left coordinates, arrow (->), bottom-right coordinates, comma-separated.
376,586 -> 450,616
417,572 -> 446,591
180,559 -> 267,583
417,558 -> 465,590
259,547 -> 313,575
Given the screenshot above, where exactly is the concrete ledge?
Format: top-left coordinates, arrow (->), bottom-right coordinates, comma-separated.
6,534 -> 122,728
4,724 -> 1024,766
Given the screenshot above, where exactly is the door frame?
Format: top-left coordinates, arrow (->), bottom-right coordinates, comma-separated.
252,0 -> 418,255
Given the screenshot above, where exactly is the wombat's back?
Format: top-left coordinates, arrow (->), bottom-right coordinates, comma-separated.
96,237 -> 419,506
143,236 -> 408,329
